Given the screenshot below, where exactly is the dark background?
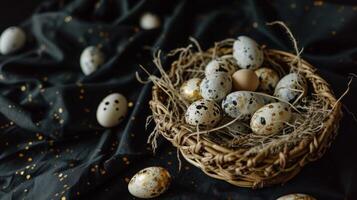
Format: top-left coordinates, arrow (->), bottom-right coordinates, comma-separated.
0,0 -> 356,200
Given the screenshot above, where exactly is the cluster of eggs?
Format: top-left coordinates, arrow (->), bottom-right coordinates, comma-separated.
182,36 -> 307,135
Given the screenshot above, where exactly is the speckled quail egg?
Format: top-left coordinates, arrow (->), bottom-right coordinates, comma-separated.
274,73 -> 307,103
222,91 -> 265,121
185,99 -> 222,127
233,36 -> 264,70
128,167 -> 171,199
205,55 -> 238,76
220,117 -> 251,134
250,102 -> 292,135
232,69 -> 260,91
96,93 -> 128,128
0,26 -> 26,55
140,12 -> 161,30
180,78 -> 202,102
276,193 -> 316,200
200,73 -> 232,102
255,67 -> 280,93
80,46 -> 105,75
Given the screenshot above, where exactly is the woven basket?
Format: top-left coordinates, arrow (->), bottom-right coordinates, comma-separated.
149,41 -> 342,188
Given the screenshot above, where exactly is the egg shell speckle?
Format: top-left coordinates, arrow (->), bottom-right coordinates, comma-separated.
185,99 -> 222,127
96,93 -> 128,128
180,78 -> 202,102
274,73 -> 307,103
128,167 -> 171,199
255,67 -> 280,94
276,193 -> 316,200
222,91 -> 265,121
205,55 -> 238,76
250,102 -> 291,135
0,26 -> 26,55
80,46 -> 105,75
233,36 -> 264,70
200,73 -> 232,102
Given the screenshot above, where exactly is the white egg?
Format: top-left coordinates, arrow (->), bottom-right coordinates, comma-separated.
96,93 -> 128,128
80,46 -> 105,75
128,167 -> 171,199
274,73 -> 307,103
200,73 -> 232,102
233,36 -> 264,70
255,67 -> 280,94
179,78 -> 202,102
276,193 -> 316,200
222,91 -> 265,121
250,102 -> 291,135
220,117 -> 251,134
185,99 -> 222,127
140,12 -> 161,30
205,55 -> 238,76
0,26 -> 26,55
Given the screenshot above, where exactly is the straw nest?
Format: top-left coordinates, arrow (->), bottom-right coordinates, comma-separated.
143,28 -> 342,188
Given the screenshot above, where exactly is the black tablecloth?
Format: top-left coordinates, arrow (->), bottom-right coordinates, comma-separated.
0,0 -> 356,199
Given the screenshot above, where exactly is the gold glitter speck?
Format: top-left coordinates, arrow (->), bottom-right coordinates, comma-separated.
128,102 -> 134,107
28,157 -> 33,162
21,85 -> 27,91
26,175 -> 31,179
64,16 -> 72,23
58,108 -> 63,113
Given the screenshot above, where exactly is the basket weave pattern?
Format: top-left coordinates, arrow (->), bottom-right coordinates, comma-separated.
149,45 -> 342,188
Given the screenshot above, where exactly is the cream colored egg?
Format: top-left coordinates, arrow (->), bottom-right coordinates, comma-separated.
274,73 -> 307,103
276,193 -> 316,200
205,55 -> 238,76
255,67 -> 280,94
140,13 -> 161,30
96,93 -> 128,128
232,69 -> 259,91
80,46 -> 105,75
180,78 -> 202,102
222,91 -> 265,121
200,72 -> 232,102
250,102 -> 291,135
128,167 -> 171,199
185,99 -> 221,127
233,36 -> 264,70
0,26 -> 26,55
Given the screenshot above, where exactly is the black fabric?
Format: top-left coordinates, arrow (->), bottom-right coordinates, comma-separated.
0,0 -> 356,199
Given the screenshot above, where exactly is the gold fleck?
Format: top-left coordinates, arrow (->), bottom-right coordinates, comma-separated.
61,197 -> 66,200
252,22 -> 258,28
19,153 -> 24,157
58,108 -> 63,113
64,16 -> 72,23
21,85 -> 27,91
28,157 -> 33,162
25,146 -> 29,150
26,175 -> 31,179
314,0 -> 324,6
20,171 -> 25,175
128,102 -> 134,107
38,135 -> 43,140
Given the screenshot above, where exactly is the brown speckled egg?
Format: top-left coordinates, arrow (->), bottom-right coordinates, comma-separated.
274,73 -> 308,103
255,67 -> 279,94
205,55 -> 238,76
232,69 -> 259,91
222,91 -> 265,121
128,167 -> 171,199
276,193 -> 316,200
180,78 -> 202,102
185,99 -> 222,127
250,102 -> 291,135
